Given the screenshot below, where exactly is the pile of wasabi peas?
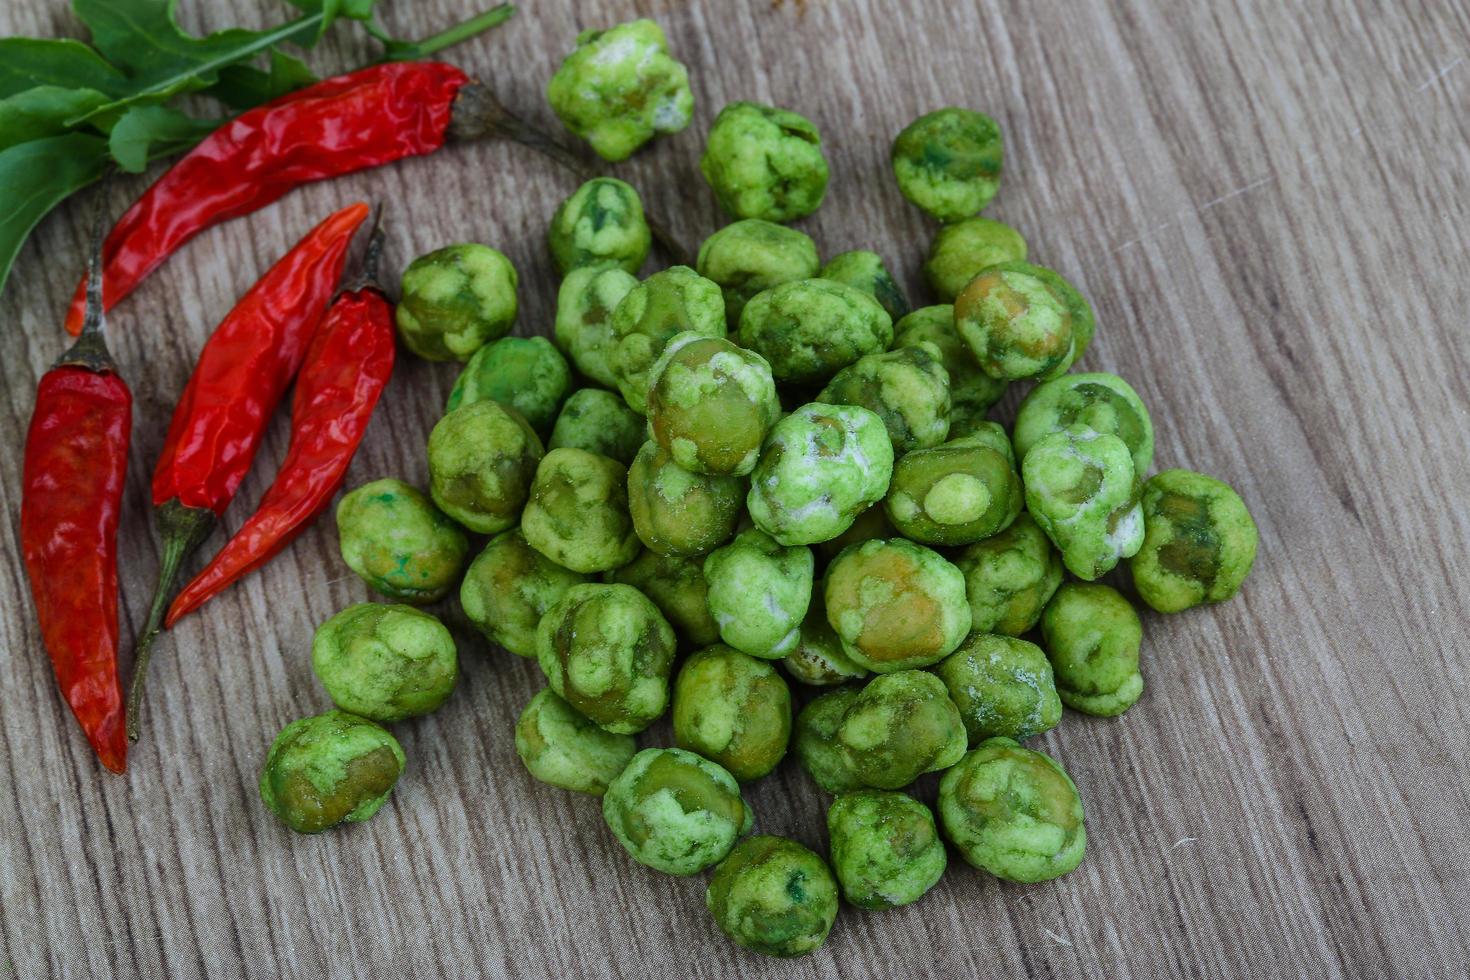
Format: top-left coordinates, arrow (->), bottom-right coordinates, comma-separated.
257,19 -> 1259,959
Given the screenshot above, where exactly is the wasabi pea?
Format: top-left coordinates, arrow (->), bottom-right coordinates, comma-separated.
923,217 -> 1027,301
427,400 -> 543,534
883,438 -> 1022,546
696,219 -> 820,327
836,670 -> 967,789
824,538 -> 970,673
1042,582 -> 1144,716
938,737 -> 1086,883
893,304 -> 1007,434
603,747 -> 752,875
813,503 -> 896,567
935,634 -> 1061,743
522,448 -> 641,573
606,549 -> 719,648
783,586 -> 869,686
952,513 -> 1064,635
1014,372 -> 1154,475
396,243 -> 517,362
826,791 -> 946,909
609,265 -> 726,413
706,836 -> 838,958
515,688 -> 637,795
738,278 -> 894,385
703,528 -> 814,659
646,333 -> 780,476
259,710 -> 404,834
1129,469 -> 1258,612
627,441 -> 744,556
445,336 -> 572,434
954,261 -> 1083,381
891,108 -> 1003,221
535,582 -> 676,733
747,403 -> 895,546
673,644 -> 793,781
794,688 -> 864,793
554,266 -> 638,389
336,479 -> 468,603
820,250 -> 910,321
311,604 -> 458,722
950,419 -> 1017,468
460,529 -> 589,658
1023,426 -> 1144,580
700,101 -> 829,222
546,19 -> 693,162
547,387 -> 645,464
547,177 -> 651,275
816,344 -> 951,454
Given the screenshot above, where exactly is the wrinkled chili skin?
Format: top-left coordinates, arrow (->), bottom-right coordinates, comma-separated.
165,282 -> 396,627
21,368 -> 132,773
151,203 -> 369,514
64,63 -> 466,335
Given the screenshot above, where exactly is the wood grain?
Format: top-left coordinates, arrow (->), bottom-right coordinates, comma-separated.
1,0 -> 1467,977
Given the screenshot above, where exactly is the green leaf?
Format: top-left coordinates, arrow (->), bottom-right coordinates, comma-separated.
0,86 -> 114,151
0,38 -> 130,99
209,49 -> 318,110
107,104 -> 218,172
384,3 -> 516,61
0,133 -> 110,300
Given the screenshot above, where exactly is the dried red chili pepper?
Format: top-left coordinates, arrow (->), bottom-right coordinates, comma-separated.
64,61 -> 689,334
164,222 -> 396,628
21,205 -> 132,773
127,201 -> 369,742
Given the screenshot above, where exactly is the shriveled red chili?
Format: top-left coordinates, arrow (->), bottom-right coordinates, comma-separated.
165,223 -> 396,627
21,209 -> 132,773
127,202 -> 369,742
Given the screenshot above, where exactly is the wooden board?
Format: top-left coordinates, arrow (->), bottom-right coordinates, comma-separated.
1,0 -> 1467,976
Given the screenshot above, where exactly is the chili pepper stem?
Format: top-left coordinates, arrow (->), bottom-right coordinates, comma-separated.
125,501 -> 216,742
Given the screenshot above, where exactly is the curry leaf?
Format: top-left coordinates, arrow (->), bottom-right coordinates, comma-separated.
0,87 -> 115,152
0,134 -> 110,298
210,49 -> 319,110
107,105 -> 219,172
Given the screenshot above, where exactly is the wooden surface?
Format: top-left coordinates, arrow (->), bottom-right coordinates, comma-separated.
2,1 -> 1467,977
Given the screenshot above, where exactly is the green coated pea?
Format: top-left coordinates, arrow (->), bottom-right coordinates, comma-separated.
696,219 -> 820,327
336,479 -> 468,604
547,177 -> 651,276
737,279 -> 894,385
546,19 -> 693,162
824,538 -> 970,673
1014,372 -> 1154,475
426,400 -> 543,534
1129,469 -> 1258,612
460,528 -> 588,658
605,549 -> 720,649
949,419 -> 1017,468
535,582 -> 676,734
610,265 -> 727,413
835,670 -> 967,790
816,344 -> 952,454
627,441 -> 744,557
673,644 -> 793,781
603,747 -> 752,875
700,101 -> 829,223
547,387 -> 645,465
522,448 -> 641,574
935,634 -> 1061,743
951,513 -> 1064,636
883,438 -> 1022,546
748,403 -> 895,546
396,243 -> 518,362
706,836 -> 838,958
646,333 -> 781,476
703,528 -> 814,659
259,710 -> 405,834
891,108 -> 1003,222
1023,426 -> 1144,580
1042,582 -> 1144,716
515,688 -> 637,795
782,585 -> 869,686
794,688 -> 865,793
311,604 -> 458,722
954,261 -> 1084,381
820,250 -> 910,321
445,336 -> 572,434
923,217 -> 1027,302
812,503 -> 896,568
553,266 -> 638,389
826,791 -> 946,909
893,305 -> 1008,435
938,737 -> 1086,883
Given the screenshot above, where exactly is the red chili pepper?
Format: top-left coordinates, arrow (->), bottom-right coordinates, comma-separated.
127,202 -> 369,742
164,223 -> 396,628
20,206 -> 132,773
